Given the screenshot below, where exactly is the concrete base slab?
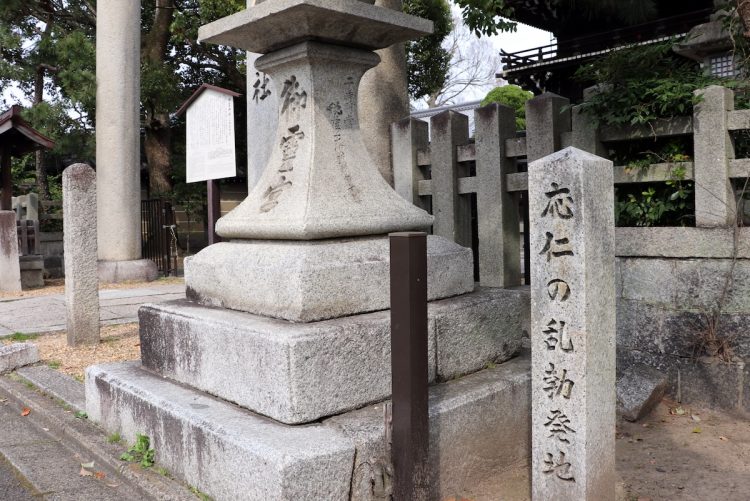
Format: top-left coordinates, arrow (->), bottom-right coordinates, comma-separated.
0,343 -> 39,373
19,255 -> 44,289
98,259 -> 158,284
185,235 -> 474,322
86,356 -> 531,501
140,287 -> 528,424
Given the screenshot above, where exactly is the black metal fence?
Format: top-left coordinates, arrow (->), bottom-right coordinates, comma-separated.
141,199 -> 176,276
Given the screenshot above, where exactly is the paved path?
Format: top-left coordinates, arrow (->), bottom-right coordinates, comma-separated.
0,284 -> 185,336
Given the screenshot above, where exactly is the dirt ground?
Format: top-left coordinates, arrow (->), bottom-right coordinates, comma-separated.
0,276 -> 184,300
1,323 -> 140,381
463,400 -> 750,501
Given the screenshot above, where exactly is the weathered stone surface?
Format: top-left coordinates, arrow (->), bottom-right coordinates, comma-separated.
693,85 -> 735,227
618,348 -> 747,413
185,235 -> 473,322
0,211 -> 21,293
16,366 -> 85,412
97,259 -> 158,284
616,364 -> 667,422
615,227 -> 750,259
199,0 -> 432,54
525,93 -> 571,162
327,356 -> 531,501
63,164 -> 100,345
19,255 -> 44,289
434,286 -> 528,380
617,257 -> 750,314
246,51 -> 278,190
0,343 -> 39,373
211,42 -> 433,240
140,287 -> 526,424
87,356 -> 530,501
96,0 -> 142,264
86,362 -> 356,501
359,0 -> 410,187
529,147 -> 616,500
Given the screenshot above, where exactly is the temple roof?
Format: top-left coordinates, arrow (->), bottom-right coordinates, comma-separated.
0,106 -> 55,157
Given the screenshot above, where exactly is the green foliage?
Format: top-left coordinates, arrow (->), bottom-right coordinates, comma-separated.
403,0 -> 453,101
574,40 -> 716,127
8,332 -> 39,342
74,410 -> 88,419
481,85 -> 533,129
189,485 -> 213,501
120,434 -> 156,469
451,0 -> 516,36
611,140 -> 694,227
107,432 -> 123,444
47,360 -> 62,369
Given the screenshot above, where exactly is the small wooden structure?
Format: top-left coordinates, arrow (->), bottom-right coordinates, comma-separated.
0,105 -> 55,210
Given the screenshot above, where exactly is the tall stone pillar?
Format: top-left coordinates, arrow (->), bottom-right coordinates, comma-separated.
96,0 -> 157,283
359,0 -> 409,186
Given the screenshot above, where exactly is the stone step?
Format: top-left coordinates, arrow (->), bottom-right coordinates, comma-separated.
0,343 -> 39,373
16,365 -> 86,412
139,287 -> 529,424
85,356 -> 531,501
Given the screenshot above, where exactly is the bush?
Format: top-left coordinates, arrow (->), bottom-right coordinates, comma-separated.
481,85 -> 533,130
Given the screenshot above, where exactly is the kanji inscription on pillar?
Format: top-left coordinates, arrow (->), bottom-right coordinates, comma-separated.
529,147 -> 616,501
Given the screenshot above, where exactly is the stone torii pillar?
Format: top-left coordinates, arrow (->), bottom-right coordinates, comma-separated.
96,0 -> 157,283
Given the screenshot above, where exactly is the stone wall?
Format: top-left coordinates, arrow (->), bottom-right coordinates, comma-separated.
616,254 -> 750,414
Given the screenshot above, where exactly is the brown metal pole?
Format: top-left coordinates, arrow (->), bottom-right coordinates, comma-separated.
0,147 -> 11,211
390,231 -> 430,501
207,179 -> 221,245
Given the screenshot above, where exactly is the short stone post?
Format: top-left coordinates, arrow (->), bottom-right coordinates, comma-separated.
693,85 -> 736,226
474,103 -> 521,287
526,93 -> 571,162
430,110 -> 471,249
63,164 -> 100,346
0,211 -> 22,292
391,117 -> 430,211
529,147 -> 616,500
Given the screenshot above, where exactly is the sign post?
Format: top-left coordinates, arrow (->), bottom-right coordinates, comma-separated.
176,84 -> 241,246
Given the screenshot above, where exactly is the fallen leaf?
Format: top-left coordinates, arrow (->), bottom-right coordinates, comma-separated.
691,414 -> 701,422
105,482 -> 120,488
692,427 -> 702,434
42,428 -> 49,431
94,472 -> 106,480
134,343 -> 141,347
0,398 -> 7,403
81,461 -> 95,470
21,407 -> 30,416
79,468 -> 93,477
719,436 -> 729,441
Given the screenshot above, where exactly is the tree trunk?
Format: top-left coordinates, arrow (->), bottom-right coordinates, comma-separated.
143,0 -> 175,196
145,112 -> 172,195
34,65 -> 50,200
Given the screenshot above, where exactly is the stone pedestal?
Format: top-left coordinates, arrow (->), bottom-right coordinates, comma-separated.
19,255 -> 44,289
86,2 -> 533,499
96,0 -> 157,282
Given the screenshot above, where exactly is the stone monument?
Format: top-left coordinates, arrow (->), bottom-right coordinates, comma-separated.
86,1 -> 531,498
63,164 -> 100,346
528,147 -> 616,500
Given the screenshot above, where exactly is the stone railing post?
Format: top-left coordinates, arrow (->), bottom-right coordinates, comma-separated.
392,117 -> 430,212
475,103 -> 521,287
430,111 -> 471,248
693,85 -> 736,227
526,93 -> 571,162
571,105 -> 606,157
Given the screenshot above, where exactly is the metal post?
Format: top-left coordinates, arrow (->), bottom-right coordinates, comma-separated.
207,179 -> 221,245
0,147 -> 11,211
389,231 -> 430,501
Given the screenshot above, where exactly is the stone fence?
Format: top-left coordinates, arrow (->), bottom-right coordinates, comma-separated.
392,84 -> 750,287
391,85 -> 750,414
